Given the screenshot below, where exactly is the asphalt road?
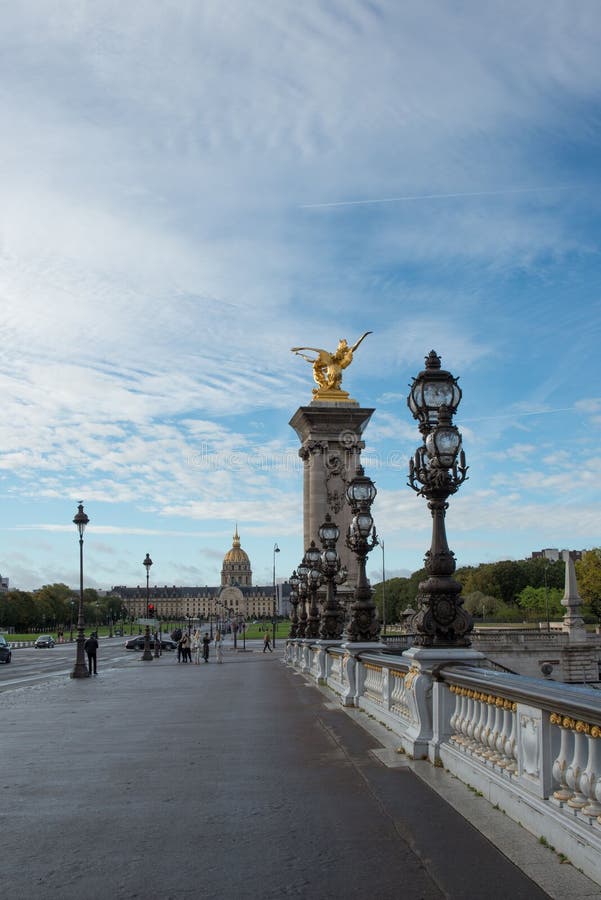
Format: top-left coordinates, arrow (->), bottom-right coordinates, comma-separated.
0,641 -> 561,900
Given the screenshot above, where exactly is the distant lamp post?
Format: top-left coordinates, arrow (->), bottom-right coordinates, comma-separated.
304,541 -> 322,639
71,503 -> 90,679
288,571 -> 300,638
380,539 -> 386,636
544,565 -> 551,633
345,467 -> 380,642
69,599 -> 75,642
142,553 -> 153,661
296,559 -> 310,638
318,515 -> 345,640
272,543 -> 280,647
407,350 -> 472,647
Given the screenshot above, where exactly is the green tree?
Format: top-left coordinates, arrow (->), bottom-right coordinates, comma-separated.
576,549 -> 601,620
517,585 -> 563,620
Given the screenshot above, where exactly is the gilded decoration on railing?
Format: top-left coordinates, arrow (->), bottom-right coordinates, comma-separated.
549,713 -> 601,738
364,663 -> 382,673
449,684 -> 516,711
390,669 -> 406,680
405,665 -> 420,689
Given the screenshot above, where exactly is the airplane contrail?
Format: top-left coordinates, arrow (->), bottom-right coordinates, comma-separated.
299,185 -> 570,210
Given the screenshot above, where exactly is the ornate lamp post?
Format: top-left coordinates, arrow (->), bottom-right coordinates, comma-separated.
272,542 -> 280,647
288,571 -> 300,638
407,350 -> 472,647
296,559 -> 309,638
304,541 -> 322,639
318,515 -> 346,640
344,467 -> 380,642
142,553 -> 153,661
71,503 -> 90,679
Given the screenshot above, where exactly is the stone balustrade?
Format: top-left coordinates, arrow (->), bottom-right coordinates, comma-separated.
285,638 -> 601,886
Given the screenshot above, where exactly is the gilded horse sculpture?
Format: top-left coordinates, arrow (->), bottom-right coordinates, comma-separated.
291,332 -> 372,395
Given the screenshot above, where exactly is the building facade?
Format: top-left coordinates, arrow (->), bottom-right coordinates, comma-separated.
112,529 -> 289,622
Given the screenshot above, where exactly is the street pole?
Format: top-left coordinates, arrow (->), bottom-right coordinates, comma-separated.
273,542 -> 280,648
71,503 -> 90,679
142,553 -> 153,661
381,539 -> 386,636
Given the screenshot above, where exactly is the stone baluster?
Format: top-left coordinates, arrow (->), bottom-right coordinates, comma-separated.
496,702 -> 514,770
481,695 -> 497,760
566,727 -> 589,810
504,705 -> 518,774
471,693 -> 489,755
579,729 -> 601,818
487,699 -> 505,763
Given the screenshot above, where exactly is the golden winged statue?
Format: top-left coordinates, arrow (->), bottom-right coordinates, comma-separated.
291,332 -> 372,398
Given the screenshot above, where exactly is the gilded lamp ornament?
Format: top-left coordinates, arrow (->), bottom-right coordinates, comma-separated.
407,351 -> 472,647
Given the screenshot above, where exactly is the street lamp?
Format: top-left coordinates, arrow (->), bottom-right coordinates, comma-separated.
304,541 -> 322,639
71,502 -> 90,679
142,553 -> 153,661
296,559 -> 310,638
69,599 -> 75,642
288,570 -> 300,638
544,565 -> 551,633
272,543 -> 280,647
344,467 -> 380,642
380,539 -> 387,636
407,350 -> 472,647
318,515 -> 345,640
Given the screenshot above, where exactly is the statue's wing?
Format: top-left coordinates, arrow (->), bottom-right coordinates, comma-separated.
291,347 -> 326,355
350,331 -> 373,353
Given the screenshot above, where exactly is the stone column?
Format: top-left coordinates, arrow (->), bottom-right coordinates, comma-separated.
289,402 -> 374,601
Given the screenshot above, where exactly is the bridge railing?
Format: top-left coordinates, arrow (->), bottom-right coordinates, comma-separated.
285,639 -> 601,886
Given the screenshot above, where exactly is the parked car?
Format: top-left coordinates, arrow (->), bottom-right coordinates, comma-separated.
34,635 -> 56,648
0,635 -> 12,663
124,635 -> 177,651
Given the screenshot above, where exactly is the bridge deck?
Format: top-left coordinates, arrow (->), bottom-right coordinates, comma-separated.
0,645 -> 596,899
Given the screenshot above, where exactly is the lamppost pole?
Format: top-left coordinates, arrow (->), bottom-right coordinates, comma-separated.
288,571 -> 300,638
544,565 -> 550,633
344,468 -> 380,642
407,350 -> 472,647
318,515 -> 346,640
142,553 -> 153,661
71,503 -> 90,679
272,542 -> 280,648
304,541 -> 322,639
381,539 -> 386,636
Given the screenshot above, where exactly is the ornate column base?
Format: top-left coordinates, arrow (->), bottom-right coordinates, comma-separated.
403,646 -> 485,761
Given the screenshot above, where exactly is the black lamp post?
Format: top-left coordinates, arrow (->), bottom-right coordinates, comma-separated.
288,570 -> 300,638
304,541 -> 322,639
142,553 -> 153,661
272,543 -> 280,647
318,515 -> 346,640
344,467 -> 380,642
407,350 -> 472,647
71,503 -> 90,679
296,559 -> 309,638
69,599 -> 75,642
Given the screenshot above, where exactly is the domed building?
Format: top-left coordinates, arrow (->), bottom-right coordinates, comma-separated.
221,526 -> 252,587
113,526 -> 290,624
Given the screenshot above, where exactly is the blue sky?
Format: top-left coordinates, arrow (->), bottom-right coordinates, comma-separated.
1,1 -> 600,593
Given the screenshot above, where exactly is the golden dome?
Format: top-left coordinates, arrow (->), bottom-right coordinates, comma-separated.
223,526 -> 251,565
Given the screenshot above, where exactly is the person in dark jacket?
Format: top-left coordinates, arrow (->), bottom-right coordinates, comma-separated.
84,633 -> 99,675
202,632 -> 211,663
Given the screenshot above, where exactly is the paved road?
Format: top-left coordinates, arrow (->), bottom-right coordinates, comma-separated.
0,646 -> 588,899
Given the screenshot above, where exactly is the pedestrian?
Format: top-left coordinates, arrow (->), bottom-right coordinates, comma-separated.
263,631 -> 272,653
214,630 -> 223,664
84,632 -> 99,675
180,631 -> 190,662
202,632 -> 211,663
192,629 -> 201,665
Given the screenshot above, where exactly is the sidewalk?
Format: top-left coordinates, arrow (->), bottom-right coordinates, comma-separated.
1,648 -> 597,899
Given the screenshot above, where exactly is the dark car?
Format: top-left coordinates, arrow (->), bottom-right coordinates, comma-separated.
124,635 -> 177,651
0,635 -> 12,664
34,635 -> 56,648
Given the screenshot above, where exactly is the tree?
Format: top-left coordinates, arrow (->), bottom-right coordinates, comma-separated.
576,549 -> 601,620
517,585 -> 563,621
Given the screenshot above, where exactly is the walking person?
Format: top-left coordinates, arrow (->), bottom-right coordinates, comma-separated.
192,629 -> 201,665
202,632 -> 211,663
214,630 -> 223,664
84,632 -> 99,675
263,631 -> 272,653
